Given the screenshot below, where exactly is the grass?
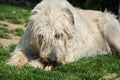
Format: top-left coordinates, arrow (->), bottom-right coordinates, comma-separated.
0,23 -> 24,38
8,44 -> 16,52
0,2 -> 31,24
0,24 -> 10,39
0,24 -> 24,38
0,23 -> 8,27
10,28 -> 24,36
0,33 -> 10,39
0,43 -> 120,80
0,2 -> 29,38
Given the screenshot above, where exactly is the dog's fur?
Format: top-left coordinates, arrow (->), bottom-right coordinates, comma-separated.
7,0 -> 120,71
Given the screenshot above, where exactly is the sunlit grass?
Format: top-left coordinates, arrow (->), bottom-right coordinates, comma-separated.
0,24 -> 10,39
0,2 -> 31,24
10,28 -> 24,36
0,43 -> 120,80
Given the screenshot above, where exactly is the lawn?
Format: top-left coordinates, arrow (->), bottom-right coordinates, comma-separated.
0,23 -> 10,39
0,44 -> 120,80
0,2 -> 120,80
0,2 -> 31,24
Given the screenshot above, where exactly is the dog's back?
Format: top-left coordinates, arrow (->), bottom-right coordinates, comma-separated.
76,8 -> 120,55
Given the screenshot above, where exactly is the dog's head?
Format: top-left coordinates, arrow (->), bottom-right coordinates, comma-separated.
28,0 -> 77,64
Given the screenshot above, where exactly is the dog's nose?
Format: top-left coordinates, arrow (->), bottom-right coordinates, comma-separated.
47,56 -> 57,63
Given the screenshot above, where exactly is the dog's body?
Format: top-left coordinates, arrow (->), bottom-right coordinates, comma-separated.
7,0 -> 120,71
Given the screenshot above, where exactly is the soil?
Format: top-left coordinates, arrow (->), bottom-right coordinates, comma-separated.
0,21 -> 25,47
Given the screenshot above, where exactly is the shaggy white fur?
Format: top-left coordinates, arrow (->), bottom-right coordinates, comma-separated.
7,0 -> 120,71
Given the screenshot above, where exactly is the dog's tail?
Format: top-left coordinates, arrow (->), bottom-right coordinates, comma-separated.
97,11 -> 120,54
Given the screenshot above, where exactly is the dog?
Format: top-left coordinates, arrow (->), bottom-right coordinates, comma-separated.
7,0 -> 120,71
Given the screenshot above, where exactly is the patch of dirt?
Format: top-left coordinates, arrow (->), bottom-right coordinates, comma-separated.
0,35 -> 20,47
0,21 -> 25,30
0,21 -> 25,47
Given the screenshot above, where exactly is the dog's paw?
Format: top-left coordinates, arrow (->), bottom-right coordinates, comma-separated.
28,59 -> 44,69
44,65 -> 52,71
7,54 -> 27,66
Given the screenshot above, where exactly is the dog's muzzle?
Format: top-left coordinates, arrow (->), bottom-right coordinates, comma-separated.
47,48 -> 57,64
47,56 -> 57,63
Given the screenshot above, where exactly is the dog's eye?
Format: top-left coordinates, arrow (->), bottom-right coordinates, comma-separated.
39,34 -> 44,39
55,34 -> 60,39
55,33 -> 60,39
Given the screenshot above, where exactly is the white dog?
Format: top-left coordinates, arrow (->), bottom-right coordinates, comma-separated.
7,0 -> 120,71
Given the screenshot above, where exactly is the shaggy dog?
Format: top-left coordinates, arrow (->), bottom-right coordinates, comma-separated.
7,0 -> 120,71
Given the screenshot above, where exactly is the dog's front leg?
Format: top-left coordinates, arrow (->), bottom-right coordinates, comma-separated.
7,49 -> 28,66
28,59 -> 44,69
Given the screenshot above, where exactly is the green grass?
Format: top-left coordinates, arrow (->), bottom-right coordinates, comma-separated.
0,2 -> 31,24
10,28 -> 24,36
0,25 -> 9,33
0,24 -> 10,39
0,24 -> 24,38
8,44 -> 17,52
0,44 -> 120,80
0,23 -> 8,27
0,33 -> 10,39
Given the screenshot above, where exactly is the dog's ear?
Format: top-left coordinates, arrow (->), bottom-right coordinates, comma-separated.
62,8 -> 74,25
62,8 -> 75,39
30,9 -> 41,21
31,10 -> 40,15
